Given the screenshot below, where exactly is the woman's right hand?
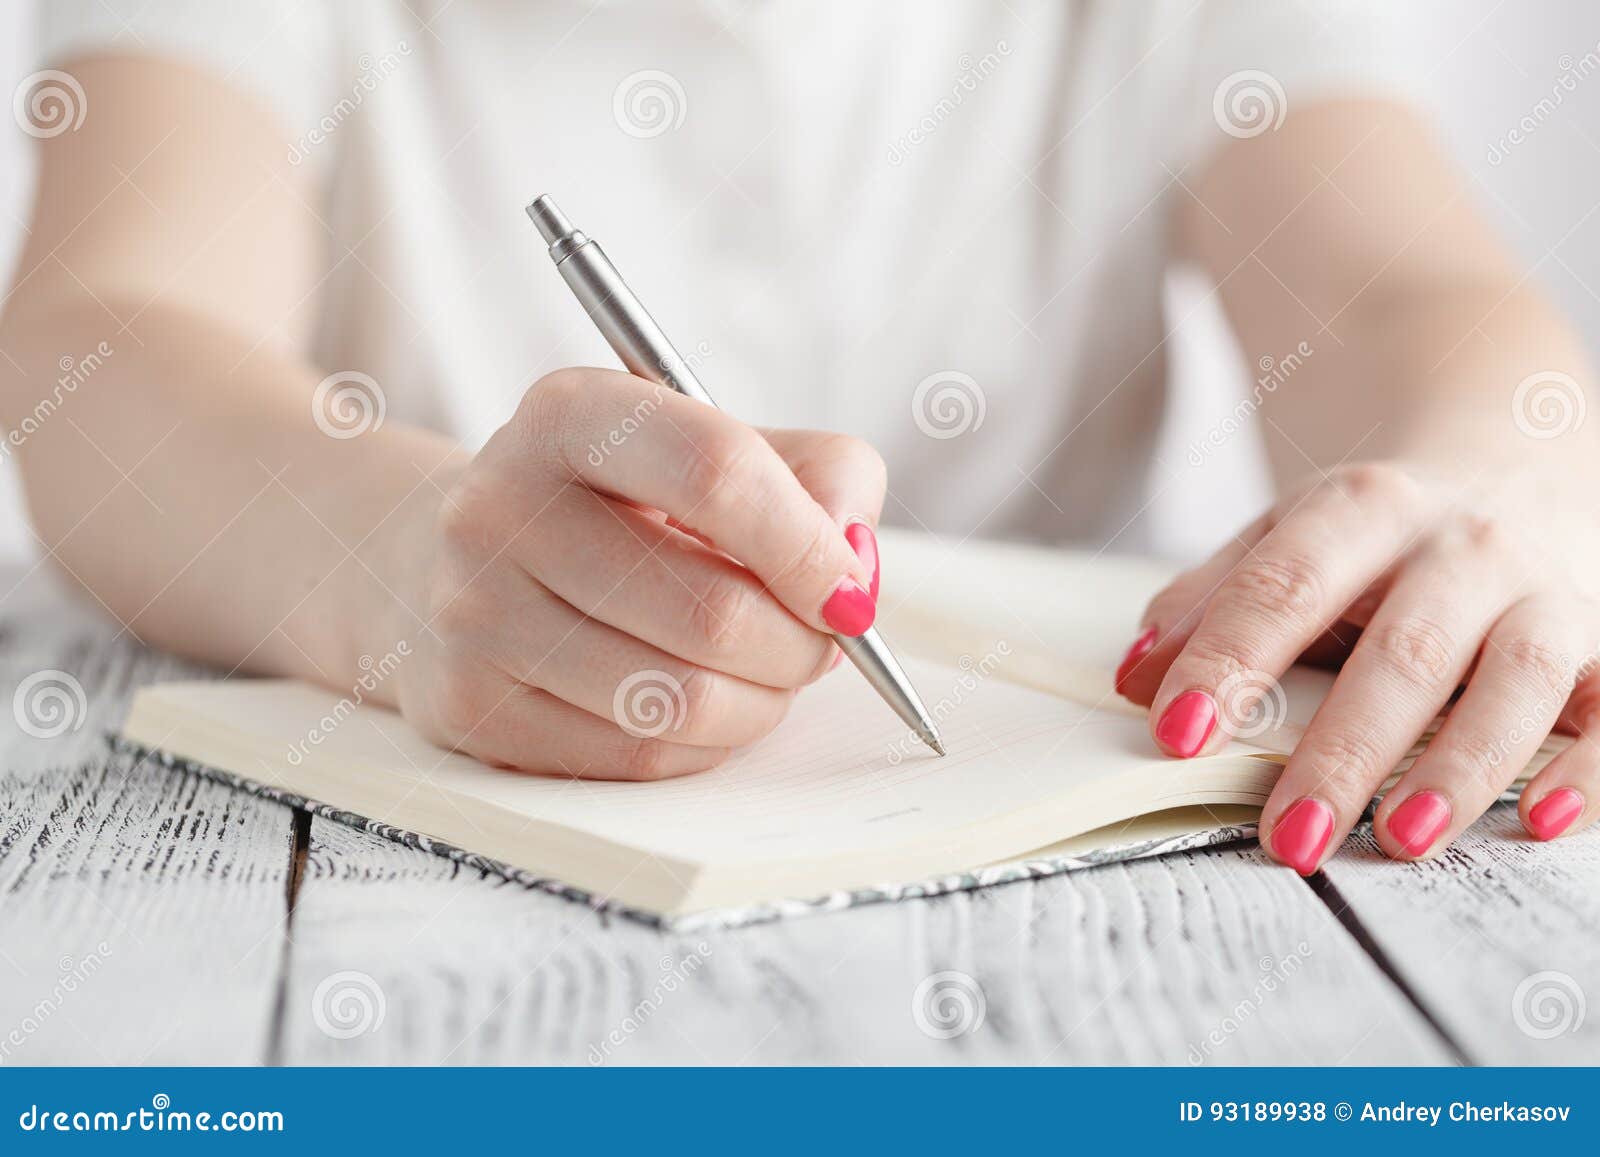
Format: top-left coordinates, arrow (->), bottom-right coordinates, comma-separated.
380,367 -> 886,780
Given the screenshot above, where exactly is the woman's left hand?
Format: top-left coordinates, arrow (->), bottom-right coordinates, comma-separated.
1114,459 -> 1600,873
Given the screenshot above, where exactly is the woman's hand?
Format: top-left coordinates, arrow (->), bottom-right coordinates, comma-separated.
1115,460 -> 1600,871
379,367 -> 885,780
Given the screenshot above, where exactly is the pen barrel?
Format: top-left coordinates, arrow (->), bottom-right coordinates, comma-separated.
554,241 -> 717,406
529,194 -> 943,755
838,628 -> 940,740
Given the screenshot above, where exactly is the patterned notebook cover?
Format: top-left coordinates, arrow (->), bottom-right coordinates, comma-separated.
108,733 -> 1261,931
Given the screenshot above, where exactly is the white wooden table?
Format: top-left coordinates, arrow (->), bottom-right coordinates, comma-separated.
2,567 -> 1596,1066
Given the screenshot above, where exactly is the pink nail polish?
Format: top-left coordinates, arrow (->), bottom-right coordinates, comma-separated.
1528,787 -> 1584,841
844,521 -> 880,601
1270,797 -> 1335,875
821,578 -> 875,636
1115,627 -> 1157,689
1154,690 -> 1217,758
1386,790 -> 1451,857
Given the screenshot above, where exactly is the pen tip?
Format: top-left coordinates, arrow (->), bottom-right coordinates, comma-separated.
927,734 -> 947,757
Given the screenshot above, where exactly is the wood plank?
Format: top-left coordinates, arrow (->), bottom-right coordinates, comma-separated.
0,568 -> 295,1064
1318,801 -> 1600,1066
0,568 -> 178,779
19,552 -> 1586,1066
281,819 -> 1450,1064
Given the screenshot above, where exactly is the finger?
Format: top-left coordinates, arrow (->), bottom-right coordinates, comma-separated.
1552,654 -> 1600,735
433,669 -> 730,781
1149,467 -> 1423,758
1114,510 -> 1271,703
1258,539 -> 1515,873
1374,597 -> 1585,860
436,563 -> 796,750
527,369 -> 876,636
1121,474 -> 1335,701
1119,531 -> 1398,703
490,477 -> 833,688
1520,672 -> 1600,840
762,428 -> 888,598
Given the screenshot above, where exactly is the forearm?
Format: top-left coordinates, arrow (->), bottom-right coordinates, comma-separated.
1260,278 -> 1597,480
1183,100 -> 1598,490
0,298 -> 465,693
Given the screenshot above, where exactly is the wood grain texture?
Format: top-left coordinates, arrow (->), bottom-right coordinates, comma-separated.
1319,803 -> 1600,1066
9,564 -> 1599,1066
0,568 -> 179,779
0,569 -> 295,1064
280,818 -> 1449,1064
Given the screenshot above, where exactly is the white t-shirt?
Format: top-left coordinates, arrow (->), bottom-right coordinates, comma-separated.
36,1 -> 1418,549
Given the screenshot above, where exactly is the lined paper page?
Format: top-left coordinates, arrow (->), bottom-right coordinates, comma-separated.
875,530 -> 1338,753
158,659 -> 1169,865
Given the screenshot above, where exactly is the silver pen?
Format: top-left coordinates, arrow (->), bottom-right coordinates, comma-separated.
526,195 -> 945,757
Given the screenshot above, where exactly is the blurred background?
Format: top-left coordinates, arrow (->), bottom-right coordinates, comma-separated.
3,0 -> 1600,564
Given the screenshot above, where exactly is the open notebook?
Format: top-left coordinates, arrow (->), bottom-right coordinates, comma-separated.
118,531 -> 1564,929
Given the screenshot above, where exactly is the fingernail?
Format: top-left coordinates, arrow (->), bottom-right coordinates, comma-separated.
821,578 -> 875,636
844,520 -> 880,601
1270,797 -> 1335,875
1115,627 -> 1157,689
1528,787 -> 1584,841
1386,790 -> 1452,857
1154,689 -> 1217,758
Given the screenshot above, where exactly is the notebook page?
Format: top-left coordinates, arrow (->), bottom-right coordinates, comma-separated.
161,658 -> 1171,867
875,530 -> 1338,754
474,656 -> 1159,864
